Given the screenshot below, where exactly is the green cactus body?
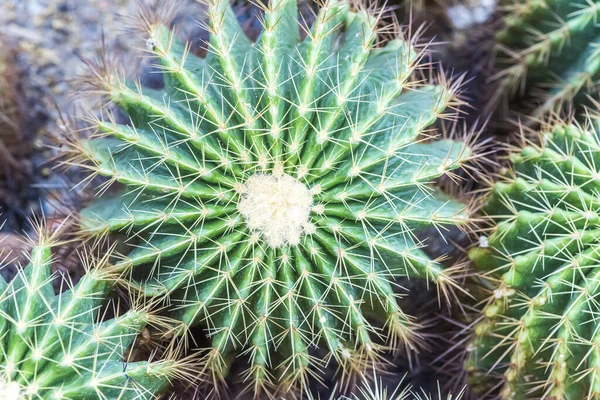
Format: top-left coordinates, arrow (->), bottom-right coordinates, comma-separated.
0,238 -> 180,399
494,0 -> 600,116
466,122 -> 600,398
74,0 -> 472,392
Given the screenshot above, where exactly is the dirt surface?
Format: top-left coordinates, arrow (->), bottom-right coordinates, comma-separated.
0,0 -> 137,232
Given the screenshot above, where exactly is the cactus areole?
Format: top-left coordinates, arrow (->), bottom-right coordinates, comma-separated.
77,0 -> 471,390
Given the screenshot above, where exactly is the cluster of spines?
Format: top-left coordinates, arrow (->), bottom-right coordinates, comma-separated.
464,119 -> 600,398
0,230 -> 191,399
491,0 -> 600,117
332,370 -> 467,399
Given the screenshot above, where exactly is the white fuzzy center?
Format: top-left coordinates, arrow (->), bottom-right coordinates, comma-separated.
0,379 -> 22,400
237,173 -> 313,247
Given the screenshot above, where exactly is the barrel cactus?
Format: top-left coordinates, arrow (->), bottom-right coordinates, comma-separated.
492,0 -> 600,117
466,120 -> 600,398
0,235 -> 185,399
69,0 -> 473,394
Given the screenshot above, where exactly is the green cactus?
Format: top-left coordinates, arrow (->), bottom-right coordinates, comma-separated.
465,120 -> 600,398
492,0 -> 600,117
0,233 -> 186,399
69,0 -> 473,393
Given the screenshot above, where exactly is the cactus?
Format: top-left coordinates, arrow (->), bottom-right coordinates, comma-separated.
492,0 -> 600,117
0,233 -> 186,399
465,119 -> 600,398
69,0 -> 473,394
333,372 -> 466,399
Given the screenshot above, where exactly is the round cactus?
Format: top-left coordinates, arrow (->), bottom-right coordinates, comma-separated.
69,0 -> 473,393
0,234 -> 186,399
466,120 -> 600,398
492,0 -> 600,117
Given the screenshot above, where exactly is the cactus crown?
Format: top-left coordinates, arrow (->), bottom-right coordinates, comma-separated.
466,119 -> 600,398
69,0 -> 473,395
0,233 -> 185,399
492,0 -> 600,116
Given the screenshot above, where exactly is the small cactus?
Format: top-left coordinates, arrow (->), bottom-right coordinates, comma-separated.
0,233 -> 185,399
466,119 -> 600,398
492,0 -> 600,117
70,0 -> 473,394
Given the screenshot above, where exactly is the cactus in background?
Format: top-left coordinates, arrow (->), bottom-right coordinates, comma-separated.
465,119 -> 600,398
69,0 -> 473,394
0,233 -> 186,399
492,0 -> 600,117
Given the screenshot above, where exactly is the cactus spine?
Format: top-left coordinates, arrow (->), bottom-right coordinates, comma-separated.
334,371 -> 466,399
0,234 -> 184,399
492,0 -> 600,116
466,120 -> 600,398
70,0 -> 473,394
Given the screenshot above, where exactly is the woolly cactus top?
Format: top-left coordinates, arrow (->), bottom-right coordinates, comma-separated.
71,0 -> 472,394
236,172 -> 315,248
466,121 -> 600,398
0,237 -> 182,399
